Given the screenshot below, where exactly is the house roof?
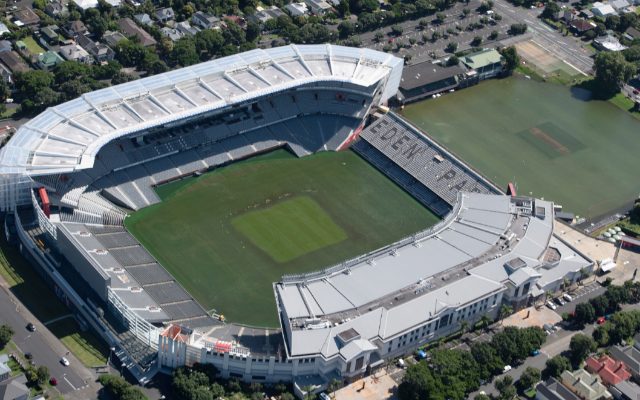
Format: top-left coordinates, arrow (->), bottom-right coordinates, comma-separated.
72,0 -> 99,9
592,2 -> 616,16
0,51 -> 29,73
462,49 -> 503,69
102,30 -> 126,47
0,378 -> 29,400
586,355 -> 631,385
68,20 -> 88,34
13,8 -> 40,25
117,18 -> 157,46
561,369 -> 611,400
624,26 -> 640,39
0,23 -> 9,35
611,380 -> 640,399
570,19 -> 596,32
0,40 -> 11,53
38,50 -> 64,66
536,378 -> 581,400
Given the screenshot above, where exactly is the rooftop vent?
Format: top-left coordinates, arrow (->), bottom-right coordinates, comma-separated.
78,231 -> 91,237
94,249 -> 108,255
131,287 -> 142,293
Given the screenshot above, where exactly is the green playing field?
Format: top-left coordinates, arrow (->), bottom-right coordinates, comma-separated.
125,149 -> 439,327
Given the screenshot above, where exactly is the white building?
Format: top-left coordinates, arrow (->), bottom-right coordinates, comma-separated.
285,2 -> 309,16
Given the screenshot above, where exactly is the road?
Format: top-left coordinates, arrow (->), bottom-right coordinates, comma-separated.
491,0 -> 595,74
0,282 -> 98,399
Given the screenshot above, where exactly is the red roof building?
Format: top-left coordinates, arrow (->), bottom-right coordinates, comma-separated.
585,355 -> 632,386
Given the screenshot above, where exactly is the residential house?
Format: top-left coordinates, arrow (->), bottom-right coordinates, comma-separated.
304,0 -> 333,14
592,2 -> 617,17
0,23 -> 9,37
0,41 -> 12,53
223,15 -> 245,27
77,34 -> 114,62
585,355 -> 632,386
191,11 -> 221,29
13,8 -> 40,26
0,51 -> 30,76
0,377 -> 29,400
155,7 -> 175,23
40,25 -> 60,44
285,2 -> 309,16
561,369 -> 613,400
102,30 -> 127,47
569,19 -> 597,34
460,48 -> 504,80
536,378 -> 582,400
593,34 -> 627,51
104,0 -> 121,6
623,26 -> 640,41
118,18 -> 157,47
0,355 -> 10,382
610,380 -> 640,400
175,21 -> 199,36
561,9 -> 577,22
134,13 -> 153,26
610,340 -> 640,380
579,9 -> 595,18
160,27 -> 183,42
65,20 -> 89,38
249,6 -> 286,24
71,0 -> 99,10
37,50 -> 64,70
45,0 -> 69,18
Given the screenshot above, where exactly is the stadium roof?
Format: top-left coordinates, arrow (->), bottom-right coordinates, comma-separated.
277,193 -> 592,358
0,45 -> 402,177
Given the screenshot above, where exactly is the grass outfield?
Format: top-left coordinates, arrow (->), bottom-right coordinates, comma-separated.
402,77 -> 640,220
126,149 -> 439,327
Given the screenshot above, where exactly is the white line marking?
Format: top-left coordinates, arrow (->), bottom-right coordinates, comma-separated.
63,375 -> 77,391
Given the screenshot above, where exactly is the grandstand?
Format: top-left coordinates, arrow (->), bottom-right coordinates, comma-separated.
0,43 -> 595,395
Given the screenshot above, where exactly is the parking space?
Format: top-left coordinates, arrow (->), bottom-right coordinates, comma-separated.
554,282 -> 605,316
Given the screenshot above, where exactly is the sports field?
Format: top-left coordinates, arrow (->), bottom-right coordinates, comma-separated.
402,77 -> 640,220
126,149 -> 438,327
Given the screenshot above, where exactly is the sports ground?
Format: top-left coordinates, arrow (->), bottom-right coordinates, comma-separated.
402,77 -> 640,220
125,149 -> 439,327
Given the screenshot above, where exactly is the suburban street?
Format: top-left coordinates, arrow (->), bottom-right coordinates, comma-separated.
492,0 -> 595,74
0,282 -> 99,399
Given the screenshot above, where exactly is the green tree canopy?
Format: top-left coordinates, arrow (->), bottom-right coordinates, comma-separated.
545,355 -> 571,378
569,333 -> 596,366
594,51 -> 636,94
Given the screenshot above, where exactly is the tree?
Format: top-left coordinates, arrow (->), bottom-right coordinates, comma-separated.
170,37 -> 200,67
391,25 -> 404,36
517,366 -> 541,391
328,379 -> 340,398
489,30 -> 499,40
545,355 -> 571,378
36,366 -> 49,387
495,375 -> 516,400
471,36 -> 482,46
471,342 -> 503,380
398,361 -> 442,400
605,14 -> 620,31
463,7 -> 471,17
194,29 -> 224,60
374,31 -> 384,42
445,42 -> 458,53
593,323 -> 611,347
574,302 -> 596,325
446,55 -> 459,66
594,51 -> 636,94
0,325 -> 13,348
569,334 -> 596,366
98,374 -> 148,400
509,23 -> 527,35
436,12 -> 446,23
541,1 -> 560,20
499,304 -> 513,325
338,21 -> 355,38
475,395 -> 491,400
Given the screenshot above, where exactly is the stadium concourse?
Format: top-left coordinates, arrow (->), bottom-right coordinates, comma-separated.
0,43 -> 593,395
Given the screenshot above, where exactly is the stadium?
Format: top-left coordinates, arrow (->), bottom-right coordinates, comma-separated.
0,44 -> 593,395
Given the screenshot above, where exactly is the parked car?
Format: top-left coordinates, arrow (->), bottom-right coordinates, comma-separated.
319,393 -> 331,400
503,365 -> 512,373
554,297 -> 565,306
531,349 -> 541,356
563,293 -> 573,302
49,377 -> 57,386
546,301 -> 557,310
597,316 -> 606,325
26,323 -> 35,332
60,357 -> 69,366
